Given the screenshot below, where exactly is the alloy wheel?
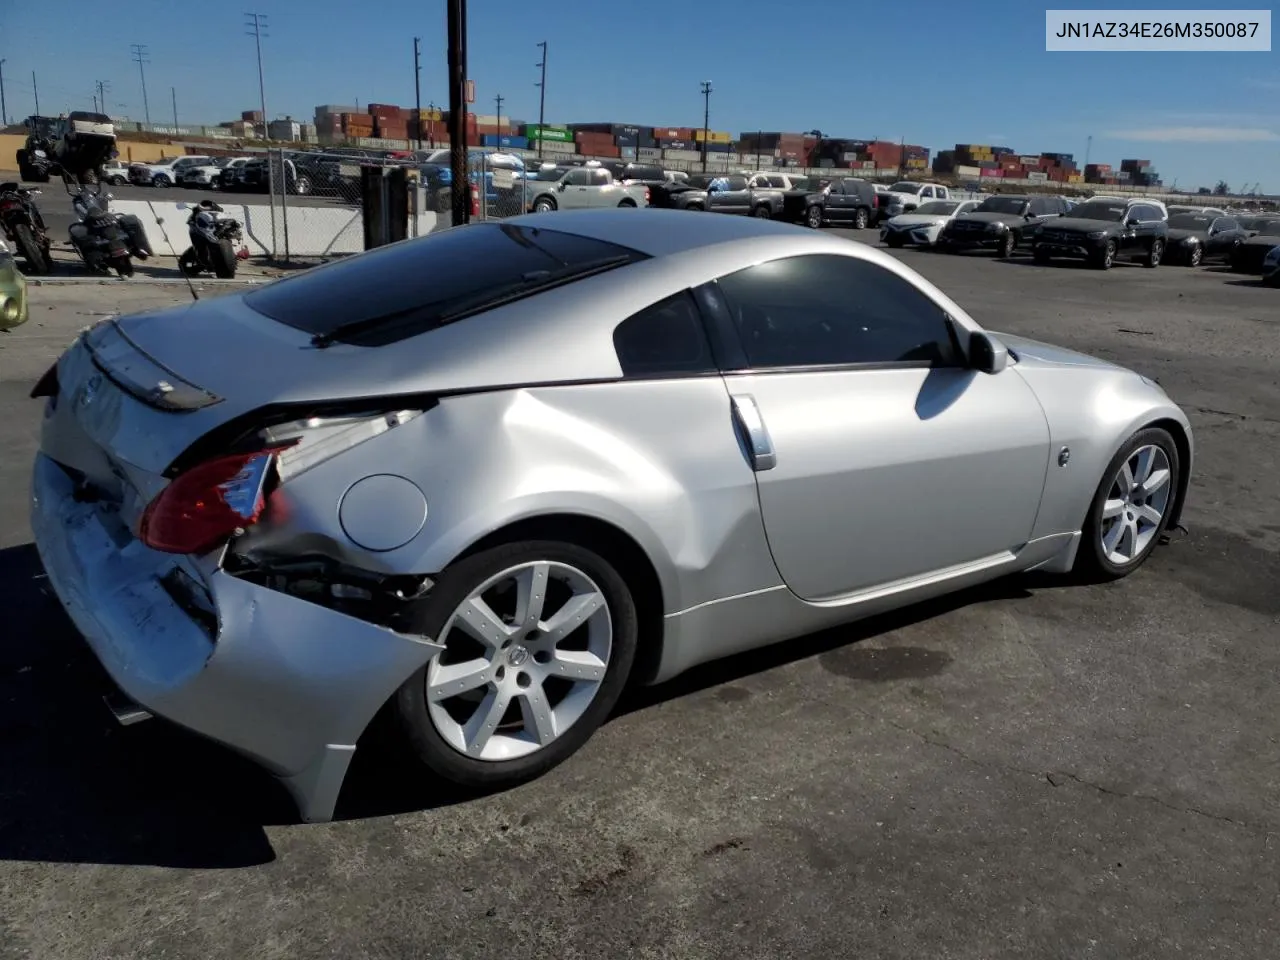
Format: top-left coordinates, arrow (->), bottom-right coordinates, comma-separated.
1099,444 -> 1172,566
1189,245 -> 1202,266
426,561 -> 612,761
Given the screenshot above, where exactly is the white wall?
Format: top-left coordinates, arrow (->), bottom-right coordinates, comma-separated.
110,199 -> 441,258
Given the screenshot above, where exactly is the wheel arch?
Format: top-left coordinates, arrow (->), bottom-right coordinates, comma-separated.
452,513 -> 668,686
1146,416 -> 1193,529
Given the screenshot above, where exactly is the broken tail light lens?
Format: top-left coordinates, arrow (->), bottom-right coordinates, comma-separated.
139,449 -> 285,555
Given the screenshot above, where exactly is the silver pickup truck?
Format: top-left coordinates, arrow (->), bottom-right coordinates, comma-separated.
528,166 -> 650,212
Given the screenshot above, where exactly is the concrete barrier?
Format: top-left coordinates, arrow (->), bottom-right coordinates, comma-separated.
109,199 -> 441,258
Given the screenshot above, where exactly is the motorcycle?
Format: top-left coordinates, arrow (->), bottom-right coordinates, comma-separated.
67,183 -> 153,278
179,200 -> 244,279
0,182 -> 53,274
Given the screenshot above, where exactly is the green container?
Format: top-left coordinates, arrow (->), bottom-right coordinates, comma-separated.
526,125 -> 572,143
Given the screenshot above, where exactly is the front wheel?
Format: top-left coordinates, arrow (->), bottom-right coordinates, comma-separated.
152,175 -> 171,188
617,199 -> 636,208
853,208 -> 869,230
1143,238 -> 1164,268
292,176 -> 313,196
108,176 -> 126,186
751,205 -> 772,219
111,256 -> 134,278
394,540 -> 638,789
885,234 -> 904,249
1092,239 -> 1117,270
1075,427 -> 1180,581
805,205 -> 823,229
12,224 -> 49,274
212,239 -> 237,278
533,197 -> 556,213
178,248 -> 201,276
999,230 -> 1017,258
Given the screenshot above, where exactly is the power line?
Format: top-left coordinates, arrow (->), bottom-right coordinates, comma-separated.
130,44 -> 151,125
245,12 -> 270,139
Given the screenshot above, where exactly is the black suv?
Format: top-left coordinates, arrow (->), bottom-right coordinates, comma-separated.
790,177 -> 879,230
1031,198 -> 1168,269
938,194 -> 1070,258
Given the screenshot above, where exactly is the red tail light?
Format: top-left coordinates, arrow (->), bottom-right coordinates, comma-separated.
139,449 -> 281,555
0,199 -> 21,212
644,187 -> 651,204
872,195 -> 879,207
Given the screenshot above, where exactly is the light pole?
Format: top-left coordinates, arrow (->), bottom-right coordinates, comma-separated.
494,93 -> 503,144
245,13 -> 270,139
0,60 -> 7,127
699,80 -> 712,173
535,41 -> 547,160
130,44 -> 151,125
413,37 -> 424,151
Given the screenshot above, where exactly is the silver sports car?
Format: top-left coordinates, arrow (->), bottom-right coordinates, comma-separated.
30,209 -> 1193,823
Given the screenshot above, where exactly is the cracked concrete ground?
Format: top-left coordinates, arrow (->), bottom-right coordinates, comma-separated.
0,239 -> 1277,959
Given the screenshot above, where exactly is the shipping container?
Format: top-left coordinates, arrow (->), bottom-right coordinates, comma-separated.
654,127 -> 693,140
692,130 -> 733,143
662,148 -> 702,162
479,134 -> 530,149
658,138 -> 693,150
637,147 -> 662,160
614,134 -> 638,148
541,140 -> 576,155
524,125 -> 573,142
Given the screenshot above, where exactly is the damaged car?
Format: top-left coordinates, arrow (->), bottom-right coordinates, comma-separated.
30,210 -> 1194,823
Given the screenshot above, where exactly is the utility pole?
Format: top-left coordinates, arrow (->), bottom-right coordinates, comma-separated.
700,80 -> 712,173
32,71 -> 40,116
535,41 -> 547,160
171,86 -> 179,131
446,0 -> 469,225
95,81 -> 110,119
245,13 -> 270,140
428,100 -> 436,148
494,93 -> 503,143
756,129 -> 762,170
413,37 -> 424,151
0,60 -> 7,127
1084,134 -> 1092,170
130,44 -> 151,125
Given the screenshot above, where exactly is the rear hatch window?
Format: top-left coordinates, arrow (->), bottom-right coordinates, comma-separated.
243,222 -> 650,347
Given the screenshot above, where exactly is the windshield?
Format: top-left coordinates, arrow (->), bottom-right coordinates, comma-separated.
244,223 -> 649,346
1070,202 -> 1128,222
1255,221 -> 1280,237
888,182 -> 919,193
1168,214 -> 1213,230
916,201 -> 959,215
975,196 -> 1029,215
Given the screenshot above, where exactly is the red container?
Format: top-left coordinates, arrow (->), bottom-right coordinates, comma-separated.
654,127 -> 692,140
368,104 -> 403,116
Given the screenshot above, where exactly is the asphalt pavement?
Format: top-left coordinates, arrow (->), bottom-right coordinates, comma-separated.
0,233 -> 1277,960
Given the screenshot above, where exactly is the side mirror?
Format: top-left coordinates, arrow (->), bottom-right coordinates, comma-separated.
969,331 -> 1009,375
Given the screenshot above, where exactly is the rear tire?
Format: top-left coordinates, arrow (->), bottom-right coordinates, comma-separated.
111,256 -> 134,278
853,208 -> 869,230
212,239 -> 237,279
1187,245 -> 1203,267
533,197 -> 556,213
1143,238 -> 1164,268
393,540 -> 638,790
751,205 -> 772,219
1074,427 -> 1180,581
12,224 -> 49,275
178,248 -> 200,276
805,205 -> 823,229
617,199 -> 636,208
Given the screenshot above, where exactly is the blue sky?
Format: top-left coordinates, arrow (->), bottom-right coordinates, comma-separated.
2,0 -> 1276,191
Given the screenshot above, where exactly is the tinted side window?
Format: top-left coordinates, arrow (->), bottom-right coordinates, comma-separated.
767,175 -> 787,188
613,292 -> 716,377
1218,218 -> 1239,231
565,169 -> 591,186
714,255 -> 963,369
726,176 -> 749,191
590,169 -> 610,186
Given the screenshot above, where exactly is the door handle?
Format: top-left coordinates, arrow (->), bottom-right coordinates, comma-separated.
731,394 -> 777,471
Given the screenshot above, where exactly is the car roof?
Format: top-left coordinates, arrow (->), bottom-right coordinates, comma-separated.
501,207 -> 850,259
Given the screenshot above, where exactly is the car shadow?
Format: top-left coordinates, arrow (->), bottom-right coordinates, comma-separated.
0,538 -> 1070,868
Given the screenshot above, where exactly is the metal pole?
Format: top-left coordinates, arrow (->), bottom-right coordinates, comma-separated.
446,0 -> 469,225
535,42 -> 547,161
756,129 -> 762,171
413,37 -> 423,151
130,45 -> 150,125
494,93 -> 503,144
171,86 -> 178,131
278,148 -> 291,262
246,13 -> 270,140
0,61 -> 7,127
32,71 -> 39,116
700,81 -> 712,173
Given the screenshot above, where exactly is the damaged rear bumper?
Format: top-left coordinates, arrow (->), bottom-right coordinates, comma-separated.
30,452 -> 444,823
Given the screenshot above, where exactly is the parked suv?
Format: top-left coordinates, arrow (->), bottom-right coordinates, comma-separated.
939,194 -> 1072,258
790,177 -> 880,229
1031,197 -> 1168,269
